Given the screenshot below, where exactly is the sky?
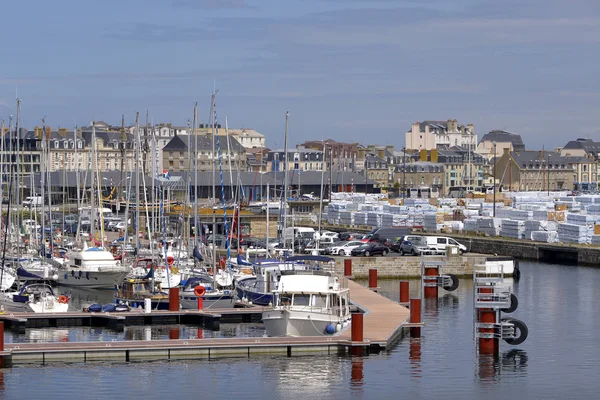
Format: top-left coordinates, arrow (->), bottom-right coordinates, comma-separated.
1,0 -> 599,150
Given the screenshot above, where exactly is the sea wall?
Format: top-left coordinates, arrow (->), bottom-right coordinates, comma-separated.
331,253 -> 487,278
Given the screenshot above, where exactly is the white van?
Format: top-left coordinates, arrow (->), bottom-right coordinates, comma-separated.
425,236 -> 467,254
283,227 -> 316,242
79,207 -> 114,221
23,196 -> 44,207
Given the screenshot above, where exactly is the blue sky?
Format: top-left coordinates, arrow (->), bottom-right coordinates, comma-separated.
1,0 -> 599,149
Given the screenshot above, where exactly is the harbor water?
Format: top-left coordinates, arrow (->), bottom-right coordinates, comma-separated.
1,260 -> 599,399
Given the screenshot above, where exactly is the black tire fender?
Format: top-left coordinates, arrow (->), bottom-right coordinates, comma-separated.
503,318 -> 528,345
443,273 -> 459,291
501,293 -> 519,313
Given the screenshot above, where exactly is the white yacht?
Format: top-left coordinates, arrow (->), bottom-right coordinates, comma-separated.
56,242 -> 131,289
262,271 -> 351,337
0,283 -> 70,313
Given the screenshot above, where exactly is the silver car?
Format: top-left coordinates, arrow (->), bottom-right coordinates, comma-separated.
399,237 -> 439,256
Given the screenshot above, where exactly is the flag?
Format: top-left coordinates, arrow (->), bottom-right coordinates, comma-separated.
162,169 -> 170,180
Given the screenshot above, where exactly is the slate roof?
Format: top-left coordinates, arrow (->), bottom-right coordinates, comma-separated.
480,130 -> 525,150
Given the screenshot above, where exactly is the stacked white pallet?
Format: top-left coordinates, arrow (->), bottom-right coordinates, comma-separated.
500,219 -> 525,239
404,199 -> 430,207
393,214 -> 411,226
477,217 -> 502,236
586,204 -> 600,214
423,213 -> 441,231
510,209 -> 534,221
533,210 -> 550,219
556,201 -> 581,212
575,195 -> 598,205
353,212 -> 367,226
438,198 -> 458,207
339,211 -> 354,225
558,223 -> 594,244
345,202 -> 360,211
524,220 -> 543,240
463,218 -> 480,232
566,213 -> 598,226
366,212 -> 381,226
591,235 -> 600,244
495,208 -> 514,219
531,231 -> 558,243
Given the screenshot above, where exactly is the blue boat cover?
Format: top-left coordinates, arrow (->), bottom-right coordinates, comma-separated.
284,255 -> 334,263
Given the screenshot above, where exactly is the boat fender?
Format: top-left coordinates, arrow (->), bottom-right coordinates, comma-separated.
194,286 -> 206,297
501,293 -> 519,313
513,260 -> 521,282
170,267 -> 178,275
64,273 -> 68,280
443,274 -> 459,292
86,272 -> 90,280
58,295 -> 69,304
335,323 -> 342,332
71,270 -> 75,277
502,318 -> 528,345
325,324 -> 336,334
78,270 -> 82,278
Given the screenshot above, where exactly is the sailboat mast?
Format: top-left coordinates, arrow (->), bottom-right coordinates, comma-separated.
134,113 -> 140,250
90,121 -> 96,242
74,124 -> 82,243
211,92 -> 217,276
279,111 -> 289,248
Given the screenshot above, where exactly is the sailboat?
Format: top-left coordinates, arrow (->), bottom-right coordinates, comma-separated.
56,121 -> 130,288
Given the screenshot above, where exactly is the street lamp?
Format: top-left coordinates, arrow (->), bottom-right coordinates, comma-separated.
493,142 -> 497,217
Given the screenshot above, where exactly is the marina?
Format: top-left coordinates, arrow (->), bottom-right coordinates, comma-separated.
0,277 -> 416,366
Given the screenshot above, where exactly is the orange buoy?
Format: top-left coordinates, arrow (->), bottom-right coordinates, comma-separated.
194,286 -> 206,297
58,295 -> 69,304
167,256 -> 175,266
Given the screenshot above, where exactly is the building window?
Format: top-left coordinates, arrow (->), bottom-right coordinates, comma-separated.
54,141 -> 59,148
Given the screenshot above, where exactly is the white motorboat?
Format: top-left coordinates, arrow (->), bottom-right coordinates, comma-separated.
485,256 -> 516,275
179,276 -> 235,310
0,283 -> 70,313
56,242 -> 131,289
262,271 -> 351,337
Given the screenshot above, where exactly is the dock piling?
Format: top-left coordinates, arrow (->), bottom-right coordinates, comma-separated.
423,267 -> 438,298
399,281 -> 409,304
409,298 -> 422,338
477,287 -> 498,355
0,322 -> 4,352
344,259 -> 352,277
197,297 -> 203,311
368,269 -> 378,290
169,287 -> 180,311
351,312 -> 364,342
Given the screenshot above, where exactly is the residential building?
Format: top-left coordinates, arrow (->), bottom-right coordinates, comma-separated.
477,130 -> 526,159
405,119 -> 477,151
162,133 -> 246,173
228,129 -> 266,149
393,161 -> 445,193
299,139 -> 359,172
363,153 -> 389,188
265,147 -> 325,172
493,149 -> 575,191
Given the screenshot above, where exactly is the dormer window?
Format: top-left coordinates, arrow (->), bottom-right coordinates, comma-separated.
54,141 -> 59,149
78,140 -> 83,149
63,141 -> 68,149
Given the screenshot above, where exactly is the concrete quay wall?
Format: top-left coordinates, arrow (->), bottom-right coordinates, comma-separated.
331,254 -> 487,279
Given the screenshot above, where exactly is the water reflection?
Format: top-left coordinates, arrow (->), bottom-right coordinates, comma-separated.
476,349 -> 528,384
350,356 -> 364,393
408,337 -> 422,379
439,293 -> 459,308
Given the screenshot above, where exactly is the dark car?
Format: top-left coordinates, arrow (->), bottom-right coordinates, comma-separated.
388,237 -> 405,252
351,242 -> 389,257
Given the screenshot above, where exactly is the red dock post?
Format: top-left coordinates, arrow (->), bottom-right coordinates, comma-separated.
423,267 -> 438,298
399,281 -> 409,303
169,328 -> 180,340
410,298 -> 422,338
368,269 -> 378,289
351,312 -> 364,342
478,287 -> 498,355
197,328 -> 204,339
197,297 -> 203,310
169,287 -> 180,311
344,259 -> 352,277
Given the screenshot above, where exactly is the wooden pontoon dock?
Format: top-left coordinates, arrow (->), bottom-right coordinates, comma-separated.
0,280 -> 418,366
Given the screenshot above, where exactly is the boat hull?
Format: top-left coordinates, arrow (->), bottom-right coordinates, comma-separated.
262,309 -> 346,337
57,269 -> 130,289
485,257 -> 515,275
180,292 -> 236,309
0,298 -> 69,313
235,286 -> 273,306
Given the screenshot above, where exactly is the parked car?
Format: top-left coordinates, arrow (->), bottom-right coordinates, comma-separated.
351,242 -> 389,257
362,227 -> 411,244
64,214 -> 78,224
326,240 -> 365,256
424,236 -> 467,254
399,236 -> 440,256
389,237 -> 404,252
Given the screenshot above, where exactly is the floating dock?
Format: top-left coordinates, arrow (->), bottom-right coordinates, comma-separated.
0,280 -> 417,367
